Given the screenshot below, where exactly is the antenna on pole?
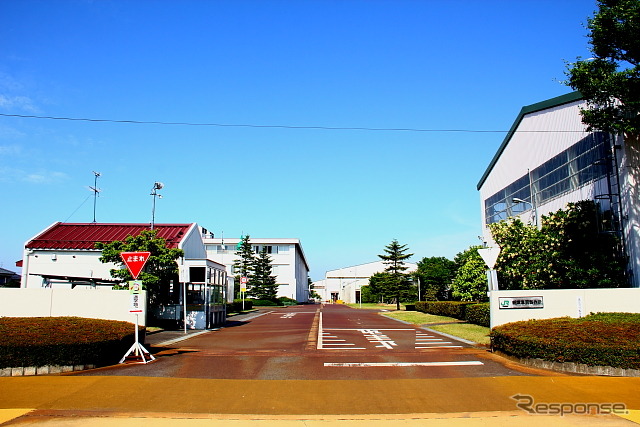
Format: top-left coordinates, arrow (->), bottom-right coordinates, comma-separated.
89,171 -> 101,223
150,181 -> 164,230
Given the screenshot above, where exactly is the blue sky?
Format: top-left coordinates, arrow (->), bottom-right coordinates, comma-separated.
1,0 -> 595,280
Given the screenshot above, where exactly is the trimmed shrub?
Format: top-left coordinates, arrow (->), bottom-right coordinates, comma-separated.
228,299 -> 253,313
278,297 -> 298,306
465,303 -> 490,327
415,301 -> 476,320
490,314 -> 640,369
251,299 -> 278,306
0,317 -> 140,368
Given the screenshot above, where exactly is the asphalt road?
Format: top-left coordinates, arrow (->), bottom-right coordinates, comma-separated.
73,304 -> 533,380
1,304 -> 639,425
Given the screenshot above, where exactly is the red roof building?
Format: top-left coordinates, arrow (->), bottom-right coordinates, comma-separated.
15,222 -> 230,329
26,223 -> 193,250
20,222 -> 225,290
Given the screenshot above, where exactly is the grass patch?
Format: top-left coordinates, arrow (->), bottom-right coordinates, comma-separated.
382,311 -> 490,345
430,323 -> 491,346
382,311 -> 457,325
345,303 -> 403,310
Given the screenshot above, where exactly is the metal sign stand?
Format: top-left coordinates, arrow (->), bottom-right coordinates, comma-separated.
118,253 -> 155,364
119,313 -> 155,364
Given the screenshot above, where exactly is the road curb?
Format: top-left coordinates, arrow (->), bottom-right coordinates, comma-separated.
380,312 -> 478,346
494,351 -> 640,377
420,327 -> 477,346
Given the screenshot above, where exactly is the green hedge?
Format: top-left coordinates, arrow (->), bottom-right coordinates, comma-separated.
465,303 -> 490,327
278,297 -> 298,306
228,299 -> 253,312
415,301 -> 476,320
415,301 -> 489,327
490,313 -> 640,369
251,299 -> 278,306
0,317 -> 140,368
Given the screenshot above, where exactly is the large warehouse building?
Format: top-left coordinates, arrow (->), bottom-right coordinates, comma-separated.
478,92 -> 640,287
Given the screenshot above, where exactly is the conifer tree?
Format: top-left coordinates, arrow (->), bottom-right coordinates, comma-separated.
378,239 -> 414,310
233,235 -> 254,297
249,246 -> 279,301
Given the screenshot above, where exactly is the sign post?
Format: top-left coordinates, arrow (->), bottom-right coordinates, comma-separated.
240,276 -> 248,310
119,252 -> 155,364
478,247 -> 501,292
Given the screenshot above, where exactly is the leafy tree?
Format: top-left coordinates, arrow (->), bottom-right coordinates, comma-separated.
451,246 -> 488,302
489,201 -> 628,289
248,246 -> 279,301
487,219 -> 547,290
378,239 -> 414,310
308,277 -> 321,301
415,256 -> 455,301
565,0 -> 640,137
233,235 -> 254,297
367,272 -> 395,303
95,229 -> 184,305
360,283 -> 378,303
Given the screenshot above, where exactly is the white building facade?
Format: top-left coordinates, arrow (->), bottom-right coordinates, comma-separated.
18,222 -> 230,328
202,236 -> 310,302
478,92 -> 640,287
314,261 -> 418,304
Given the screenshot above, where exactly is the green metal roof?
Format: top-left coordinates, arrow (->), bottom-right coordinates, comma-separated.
476,91 -> 584,190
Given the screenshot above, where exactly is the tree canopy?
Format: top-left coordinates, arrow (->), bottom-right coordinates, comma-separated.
489,201 -> 628,289
233,235 -> 254,297
95,229 -> 184,305
377,239 -> 414,310
450,246 -> 488,302
565,0 -> 640,137
415,256 -> 455,301
248,246 -> 279,301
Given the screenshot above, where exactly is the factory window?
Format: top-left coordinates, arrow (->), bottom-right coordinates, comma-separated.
485,133 -> 609,224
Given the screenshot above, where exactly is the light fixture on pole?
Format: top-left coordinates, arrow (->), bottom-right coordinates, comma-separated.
512,197 -> 537,226
89,171 -> 101,223
150,182 -> 164,230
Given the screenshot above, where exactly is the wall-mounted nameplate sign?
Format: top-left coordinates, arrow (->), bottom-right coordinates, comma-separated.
499,296 -> 544,309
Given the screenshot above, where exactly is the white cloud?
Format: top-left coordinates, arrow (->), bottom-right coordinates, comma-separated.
0,125 -> 26,139
0,144 -> 23,155
24,171 -> 67,184
0,94 -> 39,113
0,167 -> 67,184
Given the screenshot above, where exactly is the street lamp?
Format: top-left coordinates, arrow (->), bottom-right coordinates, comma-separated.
512,197 -> 537,226
150,182 -> 164,230
90,171 -> 101,223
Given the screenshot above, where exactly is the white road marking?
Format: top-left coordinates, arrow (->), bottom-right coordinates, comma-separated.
318,313 -> 464,351
322,348 -> 367,350
415,346 -> 463,349
324,328 -> 414,331
324,361 -> 484,367
317,312 -> 324,349
323,343 -> 357,346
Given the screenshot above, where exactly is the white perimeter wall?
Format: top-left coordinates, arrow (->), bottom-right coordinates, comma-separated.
22,250 -> 119,288
0,288 -> 146,325
489,288 -> 640,328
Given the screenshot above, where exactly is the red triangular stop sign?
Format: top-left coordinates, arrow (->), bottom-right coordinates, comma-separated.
120,252 -> 151,279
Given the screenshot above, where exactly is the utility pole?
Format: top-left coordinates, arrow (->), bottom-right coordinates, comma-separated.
90,171 -> 101,223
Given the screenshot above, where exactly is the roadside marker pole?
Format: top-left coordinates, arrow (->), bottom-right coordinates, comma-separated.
119,312 -> 155,364
118,252 -> 155,364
